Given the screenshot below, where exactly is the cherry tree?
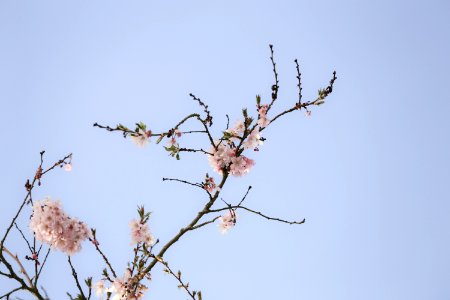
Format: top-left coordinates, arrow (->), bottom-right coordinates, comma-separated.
0,45 -> 337,300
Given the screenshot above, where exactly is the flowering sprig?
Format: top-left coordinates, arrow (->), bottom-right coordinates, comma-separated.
93,46 -> 336,298
0,151 -> 73,300
2,45 -> 337,300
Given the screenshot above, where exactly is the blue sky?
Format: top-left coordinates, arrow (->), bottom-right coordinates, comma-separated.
1,1 -> 449,299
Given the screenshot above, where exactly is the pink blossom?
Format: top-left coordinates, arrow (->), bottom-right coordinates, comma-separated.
64,163 -> 72,172
29,198 -> 90,256
130,129 -> 151,147
305,110 -> 312,117
204,175 -> 217,193
257,104 -> 270,127
95,280 -> 106,298
174,129 -> 182,137
207,142 -> 235,174
225,120 -> 245,140
98,269 -> 148,300
167,137 -> 177,147
208,142 -> 255,177
129,219 -> 155,246
229,155 -> 255,177
218,210 -> 237,234
244,127 -> 263,150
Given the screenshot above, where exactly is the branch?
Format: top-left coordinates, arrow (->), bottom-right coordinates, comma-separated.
178,148 -> 213,156
0,286 -> 22,299
208,206 -> 305,225
67,256 -> 86,300
89,229 -> 117,278
189,93 -> 212,127
13,223 -> 32,253
144,172 -> 230,273
237,186 -> 252,207
294,59 -> 302,106
159,257 -> 201,300
267,44 -> 280,113
162,177 -> 205,190
189,216 -> 220,231
35,248 -> 51,284
2,246 -> 32,287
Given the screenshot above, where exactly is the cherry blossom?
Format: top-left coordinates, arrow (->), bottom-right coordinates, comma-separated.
229,155 -> 255,177
208,142 -> 255,177
130,129 -> 151,147
94,280 -> 106,299
29,197 -> 90,256
204,175 -> 217,193
225,120 -> 245,140
218,210 -> 237,234
244,127 -> 263,150
64,163 -> 72,172
95,269 -> 148,300
257,104 -> 270,127
129,219 -> 155,246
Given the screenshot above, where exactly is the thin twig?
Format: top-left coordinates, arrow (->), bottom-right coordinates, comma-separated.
237,186 -> 252,207
267,44 -> 280,113
2,246 -> 32,287
0,286 -> 22,299
294,59 -> 302,106
35,248 -> 51,284
178,148 -> 213,156
89,238 -> 117,278
189,93 -> 212,127
208,206 -> 305,225
13,223 -> 32,253
162,177 -> 204,189
67,256 -> 86,300
159,258 -> 199,300
189,216 -> 220,231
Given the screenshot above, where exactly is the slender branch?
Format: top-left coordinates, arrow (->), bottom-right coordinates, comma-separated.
294,59 -> 302,106
237,186 -> 252,207
0,286 -> 22,299
178,148 -> 213,156
159,257 -> 200,300
89,232 -> 117,278
144,172 -> 229,273
189,216 -> 220,231
2,246 -> 32,287
162,177 -> 204,189
35,248 -> 51,284
13,223 -> 32,253
189,93 -> 212,127
267,44 -> 279,113
67,256 -> 86,300
208,206 -> 305,225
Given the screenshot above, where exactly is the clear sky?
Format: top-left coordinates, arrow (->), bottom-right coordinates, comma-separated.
1,0 -> 449,299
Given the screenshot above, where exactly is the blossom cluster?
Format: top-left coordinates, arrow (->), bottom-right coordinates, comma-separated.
95,269 -> 148,300
29,198 -> 89,256
129,219 -> 155,246
207,142 -> 255,177
218,210 -> 237,234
